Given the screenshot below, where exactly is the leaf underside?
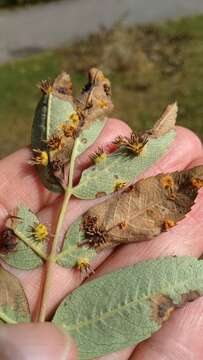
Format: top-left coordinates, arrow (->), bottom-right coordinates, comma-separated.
73,130 -> 176,199
0,265 -> 31,324
0,205 -> 44,270
53,256 -> 203,359
56,217 -> 96,268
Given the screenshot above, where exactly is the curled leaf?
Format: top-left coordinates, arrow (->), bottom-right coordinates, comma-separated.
73,103 -> 177,199
80,166 -> 203,250
0,265 -> 31,324
56,217 -> 96,272
53,256 -> 203,359
31,69 -> 114,192
0,205 -> 47,270
148,102 -> 177,138
74,68 -> 113,157
32,72 -> 75,192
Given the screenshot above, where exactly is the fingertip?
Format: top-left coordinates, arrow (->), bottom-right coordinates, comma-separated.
176,126 -> 203,154
0,323 -> 77,360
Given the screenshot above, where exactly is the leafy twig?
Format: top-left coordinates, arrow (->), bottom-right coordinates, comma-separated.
38,139 -> 79,322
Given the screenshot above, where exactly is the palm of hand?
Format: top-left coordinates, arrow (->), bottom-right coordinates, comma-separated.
0,118 -> 203,360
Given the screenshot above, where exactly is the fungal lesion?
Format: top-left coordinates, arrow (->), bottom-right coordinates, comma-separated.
38,79 -> 54,94
162,218 -> 176,231
29,149 -> 49,167
150,294 -> 175,324
79,215 -> 111,250
191,177 -> 203,190
45,134 -> 64,151
114,180 -> 126,192
27,223 -> 49,243
160,174 -> 176,200
89,147 -> 107,165
76,258 -> 95,275
114,132 -> 149,156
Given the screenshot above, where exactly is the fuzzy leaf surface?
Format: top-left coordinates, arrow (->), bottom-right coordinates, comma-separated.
76,119 -> 106,157
0,205 -> 45,270
53,256 -> 203,359
73,130 -> 176,199
82,166 -> 203,250
0,265 -> 31,324
56,217 -> 96,268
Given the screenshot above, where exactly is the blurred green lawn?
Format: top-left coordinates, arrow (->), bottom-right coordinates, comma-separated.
1,15 -> 203,158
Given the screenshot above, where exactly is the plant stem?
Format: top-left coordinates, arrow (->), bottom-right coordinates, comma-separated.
38,139 -> 79,322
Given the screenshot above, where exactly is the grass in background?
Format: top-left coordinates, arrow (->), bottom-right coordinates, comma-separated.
1,15 -> 203,157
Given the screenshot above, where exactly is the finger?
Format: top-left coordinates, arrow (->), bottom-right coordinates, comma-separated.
130,297 -> 203,360
0,323 -> 77,360
0,118 -> 131,229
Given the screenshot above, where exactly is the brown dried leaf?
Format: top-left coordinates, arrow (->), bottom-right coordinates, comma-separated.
0,265 -> 31,323
81,165 -> 203,250
148,102 -> 177,138
75,68 -> 114,128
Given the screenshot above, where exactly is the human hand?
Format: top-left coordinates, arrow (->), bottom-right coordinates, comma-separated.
0,118 -> 203,360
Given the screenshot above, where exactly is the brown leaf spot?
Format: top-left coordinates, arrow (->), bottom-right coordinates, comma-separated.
114,180 -> 126,192
151,294 -> 175,324
95,192 -> 107,198
70,112 -> 80,126
61,124 -> 77,138
119,222 -> 128,230
191,177 -> 203,190
179,290 -> 200,307
160,175 -> 174,190
49,135 -> 64,151
76,258 -> 95,276
162,219 -> 176,231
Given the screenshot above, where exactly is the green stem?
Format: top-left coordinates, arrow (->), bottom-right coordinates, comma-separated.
0,312 -> 17,324
13,230 -> 47,261
38,139 -> 79,322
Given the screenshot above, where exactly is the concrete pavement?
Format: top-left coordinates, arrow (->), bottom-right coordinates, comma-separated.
1,0 -> 203,64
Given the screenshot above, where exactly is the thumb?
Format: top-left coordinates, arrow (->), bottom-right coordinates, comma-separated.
0,323 -> 77,360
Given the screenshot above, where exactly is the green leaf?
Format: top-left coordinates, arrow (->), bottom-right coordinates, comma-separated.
0,205 -> 46,270
32,92 -> 75,193
53,256 -> 203,359
56,217 -> 96,269
73,130 -> 176,199
0,265 -> 31,324
76,118 -> 106,157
